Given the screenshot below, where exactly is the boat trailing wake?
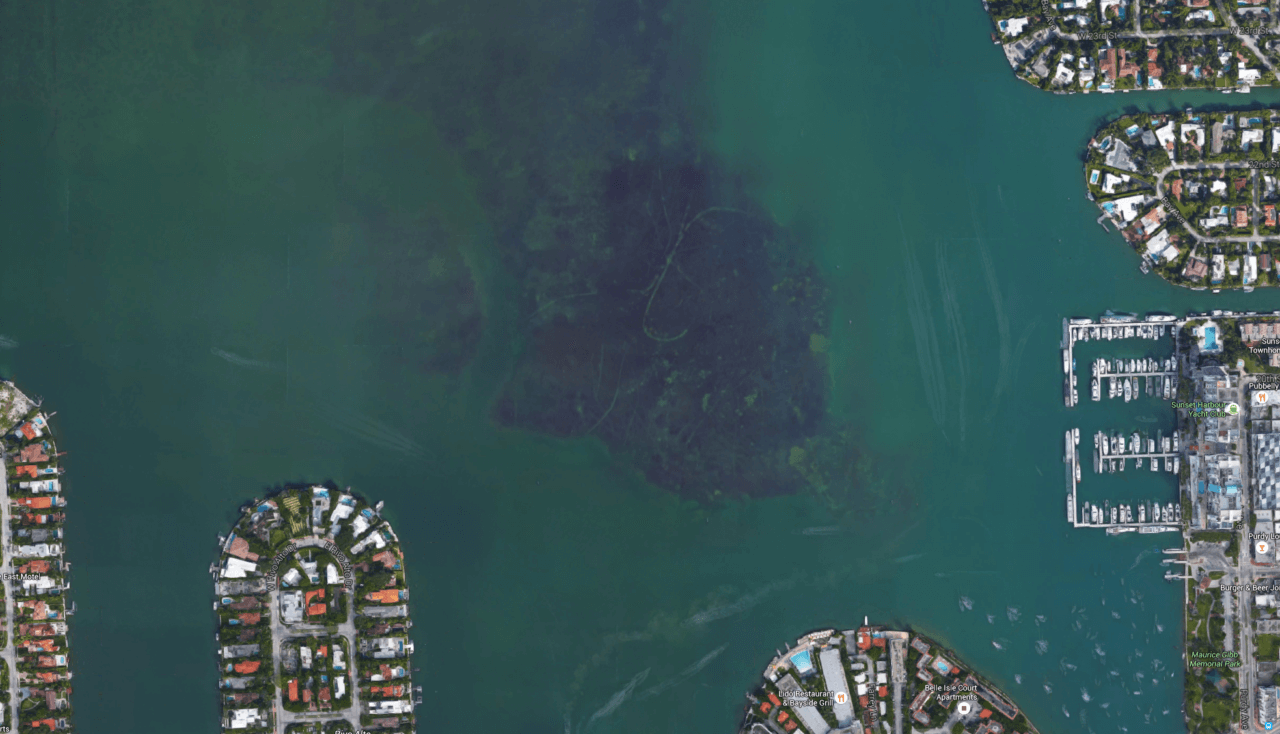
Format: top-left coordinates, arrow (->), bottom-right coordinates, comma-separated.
211,347 -> 279,371
584,668 -> 649,730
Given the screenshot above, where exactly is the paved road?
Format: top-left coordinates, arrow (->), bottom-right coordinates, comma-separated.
0,452 -> 17,730
1239,374 -> 1261,730
1151,161 -> 1280,245
271,537 -> 364,732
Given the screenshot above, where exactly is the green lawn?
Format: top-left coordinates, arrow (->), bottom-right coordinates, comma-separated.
1257,634 -> 1280,661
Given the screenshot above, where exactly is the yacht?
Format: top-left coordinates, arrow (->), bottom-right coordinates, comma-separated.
1150,456 -> 1158,472
1137,457 -> 1145,469
1148,313 -> 1177,323
1075,460 -> 1081,482
1108,526 -> 1137,535
1111,506 -> 1118,524
1139,504 -> 1146,523
1074,428 -> 1080,446
1063,349 -> 1071,375
1124,379 -> 1132,402
1173,457 -> 1180,474
1091,378 -> 1100,401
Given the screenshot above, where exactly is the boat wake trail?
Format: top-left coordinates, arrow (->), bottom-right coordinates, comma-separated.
683,581 -> 791,627
936,241 -> 969,441
967,203 -> 1013,423
211,347 -> 279,372
0,335 -> 18,349
901,220 -> 946,429
637,645 -> 728,700
584,668 -> 649,730
798,526 -> 845,537
304,399 -> 432,460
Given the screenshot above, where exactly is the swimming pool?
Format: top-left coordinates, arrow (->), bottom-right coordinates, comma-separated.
790,650 -> 814,674
1205,326 -> 1218,351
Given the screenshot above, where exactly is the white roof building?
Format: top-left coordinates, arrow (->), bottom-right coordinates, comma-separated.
1000,17 -> 1030,37
1144,229 -> 1179,263
367,700 -> 414,715
1110,194 -> 1147,222
1182,123 -> 1206,149
280,590 -> 304,624
20,576 -> 58,593
1155,121 -> 1176,149
13,544 -> 60,558
819,648 -> 854,727
227,709 -> 266,730
221,557 -> 258,579
326,563 -> 341,585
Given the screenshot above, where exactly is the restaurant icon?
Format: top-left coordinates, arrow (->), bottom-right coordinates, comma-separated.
835,692 -> 848,705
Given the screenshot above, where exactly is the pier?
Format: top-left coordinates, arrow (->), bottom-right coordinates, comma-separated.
1061,313 -> 1175,408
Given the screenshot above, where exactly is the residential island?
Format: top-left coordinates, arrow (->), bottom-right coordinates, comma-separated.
738,624 -> 1037,734
1083,109 -> 1280,290
1060,309 -> 1280,731
983,0 -> 1278,92
213,485 -> 418,734
0,382 -> 73,733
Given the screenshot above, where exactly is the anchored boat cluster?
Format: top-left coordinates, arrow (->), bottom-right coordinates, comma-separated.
213,485 -> 418,734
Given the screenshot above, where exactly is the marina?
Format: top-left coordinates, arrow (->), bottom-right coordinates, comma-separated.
1060,311 -> 1187,535
1060,311 -> 1175,408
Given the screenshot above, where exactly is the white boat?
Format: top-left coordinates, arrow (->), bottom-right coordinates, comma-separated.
1075,460 -> 1081,482
1107,526 -> 1137,535
1140,525 -> 1179,534
1091,379 -> 1100,402
1063,349 -> 1071,374
1119,457 -> 1126,472
1111,507 -> 1118,523
1174,457 -> 1180,474
1074,428 -> 1080,445
1136,457 -> 1144,469
1124,380 -> 1132,402
1150,456 -> 1158,472
1147,313 -> 1176,323
1139,505 -> 1146,523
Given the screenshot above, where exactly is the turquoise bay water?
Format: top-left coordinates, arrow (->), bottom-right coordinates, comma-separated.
1,0 -> 1279,732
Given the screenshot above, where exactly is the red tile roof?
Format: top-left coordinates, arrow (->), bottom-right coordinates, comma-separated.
365,589 -> 402,604
288,679 -> 299,702
233,660 -> 260,674
237,613 -> 260,626
307,603 -> 327,616
227,537 -> 259,562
